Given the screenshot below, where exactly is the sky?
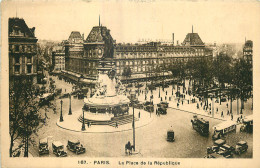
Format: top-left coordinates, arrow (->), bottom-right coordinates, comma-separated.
2,0 -> 260,44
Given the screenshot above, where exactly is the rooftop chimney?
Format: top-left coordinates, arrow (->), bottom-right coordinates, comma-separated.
172,33 -> 175,45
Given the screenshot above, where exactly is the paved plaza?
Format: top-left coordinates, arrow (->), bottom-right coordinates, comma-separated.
27,76 -> 253,158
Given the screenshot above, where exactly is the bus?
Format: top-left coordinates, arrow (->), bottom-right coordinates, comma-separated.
212,121 -> 237,140
191,115 -> 209,136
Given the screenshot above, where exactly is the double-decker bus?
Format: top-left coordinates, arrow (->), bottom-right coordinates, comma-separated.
191,115 -> 209,136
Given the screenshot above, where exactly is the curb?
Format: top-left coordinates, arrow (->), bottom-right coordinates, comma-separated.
56,115 -> 154,134
168,106 -> 227,121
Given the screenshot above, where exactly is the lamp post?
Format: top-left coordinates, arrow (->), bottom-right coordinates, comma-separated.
60,100 -> 63,122
132,102 -> 135,151
81,108 -> 85,131
68,94 -> 72,115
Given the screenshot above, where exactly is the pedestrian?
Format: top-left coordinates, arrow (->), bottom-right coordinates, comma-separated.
115,122 -> 118,128
221,111 -> 224,118
87,121 -> 90,128
237,117 -> 240,123
138,111 -> 140,118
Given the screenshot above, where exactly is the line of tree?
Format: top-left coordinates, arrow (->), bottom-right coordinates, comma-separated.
168,52 -> 252,112
9,77 -> 44,157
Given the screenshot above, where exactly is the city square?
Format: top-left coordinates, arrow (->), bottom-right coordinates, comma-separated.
5,1 -> 256,163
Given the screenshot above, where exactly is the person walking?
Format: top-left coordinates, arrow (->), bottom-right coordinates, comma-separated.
115,122 -> 118,128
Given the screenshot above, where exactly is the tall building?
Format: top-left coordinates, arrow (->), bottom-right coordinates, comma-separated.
63,24 -> 213,84
52,44 -> 65,73
243,40 -> 253,64
9,18 -> 38,84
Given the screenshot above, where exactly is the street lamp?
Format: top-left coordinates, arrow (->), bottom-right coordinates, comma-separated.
68,94 -> 72,115
81,108 -> 86,131
60,100 -> 63,122
132,101 -> 135,151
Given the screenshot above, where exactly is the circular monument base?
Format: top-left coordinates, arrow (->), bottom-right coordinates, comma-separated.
56,107 -> 154,133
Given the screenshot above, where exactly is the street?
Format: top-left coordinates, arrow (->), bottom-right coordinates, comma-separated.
29,76 -> 253,158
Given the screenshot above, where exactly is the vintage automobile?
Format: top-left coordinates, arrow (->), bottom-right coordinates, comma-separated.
235,141 -> 248,155
52,141 -> 67,157
66,140 -> 86,154
240,115 -> 253,133
143,101 -> 154,112
157,101 -> 169,108
158,107 -> 167,115
217,144 -> 234,158
135,103 -> 144,109
167,130 -> 175,142
39,138 -> 49,155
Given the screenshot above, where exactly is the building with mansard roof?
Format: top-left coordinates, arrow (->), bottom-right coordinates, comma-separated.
9,17 -> 38,84
63,22 -> 213,85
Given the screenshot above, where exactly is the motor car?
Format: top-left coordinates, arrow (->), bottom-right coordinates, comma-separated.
135,103 -> 144,109
158,107 -> 167,115
144,105 -> 154,113
67,140 -> 85,154
235,141 -> 248,155
207,145 -> 219,154
39,138 -> 49,155
217,144 -> 234,158
213,139 -> 226,148
52,141 -> 67,157
157,101 -> 169,108
167,130 -> 175,142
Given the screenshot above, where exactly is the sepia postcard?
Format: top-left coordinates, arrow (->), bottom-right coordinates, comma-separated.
1,0 -> 260,167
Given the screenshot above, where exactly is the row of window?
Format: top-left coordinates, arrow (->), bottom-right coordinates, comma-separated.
9,44 -> 36,53
116,46 -> 204,52
14,65 -> 32,74
14,55 -> 32,64
115,51 -> 204,59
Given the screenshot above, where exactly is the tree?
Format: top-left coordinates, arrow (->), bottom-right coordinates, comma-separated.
232,58 -> 252,113
9,77 -> 44,157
